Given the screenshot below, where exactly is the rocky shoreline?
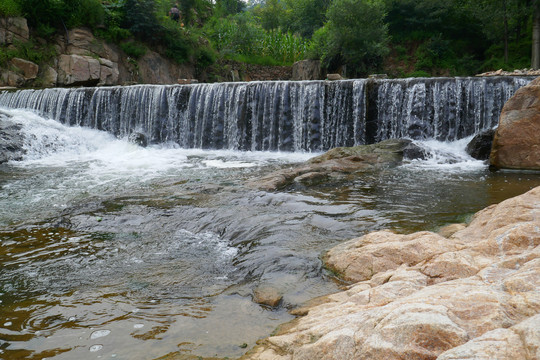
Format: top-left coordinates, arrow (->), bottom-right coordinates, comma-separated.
237,77 -> 540,359
242,186 -> 540,360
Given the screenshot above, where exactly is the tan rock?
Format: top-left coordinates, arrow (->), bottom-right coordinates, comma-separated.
0,17 -> 29,44
242,186 -> 540,360
57,54 -> 101,86
490,77 -> 540,170
41,66 -> 57,88
437,314 -> 540,359
1,70 -> 24,87
10,58 -> 38,80
437,223 -> 466,238
326,73 -> 343,81
324,230 -> 459,282
137,50 -> 195,84
253,286 -> 283,307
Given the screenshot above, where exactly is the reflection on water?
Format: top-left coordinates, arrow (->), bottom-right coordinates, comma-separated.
1,109 -> 539,359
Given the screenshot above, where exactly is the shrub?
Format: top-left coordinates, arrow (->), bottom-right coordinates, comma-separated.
120,41 -> 147,59
0,0 -> 21,17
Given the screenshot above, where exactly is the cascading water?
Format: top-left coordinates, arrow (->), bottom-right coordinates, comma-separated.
1,76 -> 540,360
0,76 -> 532,152
369,76 -> 531,142
0,80 -> 366,152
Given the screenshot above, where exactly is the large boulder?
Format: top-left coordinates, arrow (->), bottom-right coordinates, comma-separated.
0,17 -> 29,44
57,54 -> 119,86
490,77 -> 540,170
292,60 -> 322,81
11,57 -> 39,80
136,50 -> 195,84
242,186 -> 540,360
40,65 -> 58,88
60,28 -> 119,63
0,70 -> 24,87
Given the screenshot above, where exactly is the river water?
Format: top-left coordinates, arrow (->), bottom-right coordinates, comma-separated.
1,108 -> 539,359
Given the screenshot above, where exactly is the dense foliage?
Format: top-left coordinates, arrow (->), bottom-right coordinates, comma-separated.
0,0 -> 538,77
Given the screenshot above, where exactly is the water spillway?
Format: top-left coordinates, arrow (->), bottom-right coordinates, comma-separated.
0,76 -> 532,151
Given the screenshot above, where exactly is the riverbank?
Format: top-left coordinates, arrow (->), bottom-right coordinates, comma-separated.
242,185 -> 540,359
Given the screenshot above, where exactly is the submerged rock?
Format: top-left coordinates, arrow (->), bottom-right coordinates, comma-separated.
0,112 -> 25,164
490,76 -> 540,170
250,139 -> 414,191
253,286 -> 283,308
466,128 -> 495,160
242,186 -> 540,360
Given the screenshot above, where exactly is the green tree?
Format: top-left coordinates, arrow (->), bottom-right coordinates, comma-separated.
254,0 -> 283,32
281,0 -> 330,38
122,0 -> 162,41
312,0 -> 389,76
460,0 -> 532,65
215,0 -> 245,16
0,0 -> 21,17
532,0 -> 540,68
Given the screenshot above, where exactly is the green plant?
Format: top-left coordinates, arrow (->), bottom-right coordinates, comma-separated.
311,0 -> 389,76
406,70 -> 431,77
0,0 -> 21,16
0,39 -> 57,67
120,41 -> 147,59
196,46 -> 216,67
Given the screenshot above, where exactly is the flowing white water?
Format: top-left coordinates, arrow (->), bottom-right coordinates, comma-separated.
0,108 -> 320,225
405,136 -> 487,171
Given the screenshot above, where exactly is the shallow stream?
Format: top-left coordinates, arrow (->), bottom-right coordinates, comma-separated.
1,108 -> 539,359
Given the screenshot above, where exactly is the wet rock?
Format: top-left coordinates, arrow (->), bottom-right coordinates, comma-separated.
466,128 -> 495,160
250,139 -> 413,191
241,186 -> 540,360
128,132 -> 148,147
253,286 -> 283,307
0,112 -> 25,164
402,142 -> 428,160
490,76 -> 540,170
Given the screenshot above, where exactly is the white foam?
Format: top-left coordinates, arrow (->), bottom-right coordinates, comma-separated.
90,329 -> 111,339
2,107 -> 317,175
403,137 -> 486,172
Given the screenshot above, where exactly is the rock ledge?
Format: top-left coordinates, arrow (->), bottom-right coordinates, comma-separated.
242,186 -> 540,360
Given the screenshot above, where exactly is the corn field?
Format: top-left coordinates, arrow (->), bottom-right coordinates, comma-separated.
208,17 -> 310,64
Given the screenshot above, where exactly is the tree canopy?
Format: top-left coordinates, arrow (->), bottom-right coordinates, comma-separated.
1,0 -> 539,76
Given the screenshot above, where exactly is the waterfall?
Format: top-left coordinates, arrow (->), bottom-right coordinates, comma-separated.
0,76 -> 532,151
368,76 -> 531,143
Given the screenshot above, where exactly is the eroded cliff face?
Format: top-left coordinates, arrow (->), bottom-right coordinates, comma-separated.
242,186 -> 540,360
0,18 -> 195,88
